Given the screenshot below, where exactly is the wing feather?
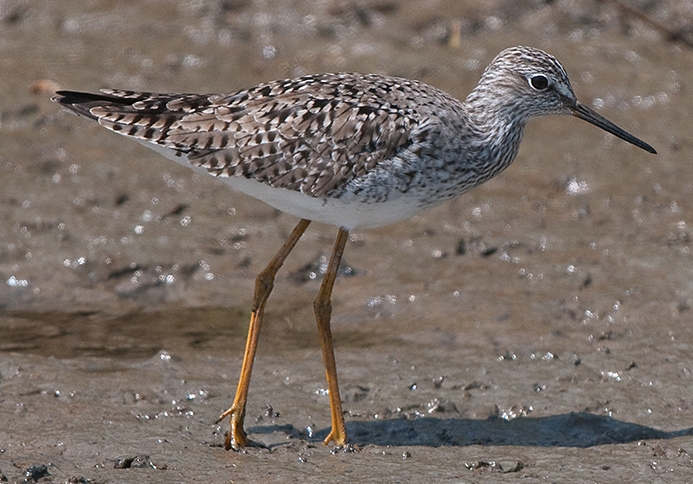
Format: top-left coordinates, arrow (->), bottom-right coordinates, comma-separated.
53,73 -> 420,197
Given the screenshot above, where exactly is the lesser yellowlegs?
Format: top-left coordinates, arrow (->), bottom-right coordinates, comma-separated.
52,46 -> 656,450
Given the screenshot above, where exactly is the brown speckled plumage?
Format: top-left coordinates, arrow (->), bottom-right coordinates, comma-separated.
55,74 -> 431,197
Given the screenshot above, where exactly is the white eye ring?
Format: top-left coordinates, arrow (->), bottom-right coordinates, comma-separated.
529,74 -> 549,91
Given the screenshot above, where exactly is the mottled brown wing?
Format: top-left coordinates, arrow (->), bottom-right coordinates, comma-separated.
54,73 -> 418,197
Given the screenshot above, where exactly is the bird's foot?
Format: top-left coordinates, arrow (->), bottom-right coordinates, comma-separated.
322,426 -> 348,447
216,405 -> 264,450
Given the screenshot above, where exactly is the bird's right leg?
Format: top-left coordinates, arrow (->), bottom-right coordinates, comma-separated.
216,218 -> 311,450
313,227 -> 349,447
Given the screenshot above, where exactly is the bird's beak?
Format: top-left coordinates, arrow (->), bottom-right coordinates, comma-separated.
572,102 -> 656,154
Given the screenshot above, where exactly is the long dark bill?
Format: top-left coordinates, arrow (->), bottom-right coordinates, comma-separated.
572,102 -> 657,154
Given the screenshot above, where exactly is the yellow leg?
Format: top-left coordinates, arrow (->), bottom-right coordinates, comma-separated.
313,227 -> 349,446
216,218 -> 311,450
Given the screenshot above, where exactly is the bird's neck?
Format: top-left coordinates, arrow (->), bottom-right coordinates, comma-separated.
461,93 -> 529,184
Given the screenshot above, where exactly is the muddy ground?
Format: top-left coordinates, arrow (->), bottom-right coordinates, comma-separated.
1,0 -> 693,482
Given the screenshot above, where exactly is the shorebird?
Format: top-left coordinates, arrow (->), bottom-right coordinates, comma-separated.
52,46 -> 656,450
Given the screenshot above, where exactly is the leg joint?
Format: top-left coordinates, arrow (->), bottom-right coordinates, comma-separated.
313,295 -> 332,315
255,270 -> 274,293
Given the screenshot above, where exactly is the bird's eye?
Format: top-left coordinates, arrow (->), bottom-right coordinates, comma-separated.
529,74 -> 549,91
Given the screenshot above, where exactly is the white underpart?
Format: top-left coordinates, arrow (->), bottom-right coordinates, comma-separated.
137,138 -> 425,230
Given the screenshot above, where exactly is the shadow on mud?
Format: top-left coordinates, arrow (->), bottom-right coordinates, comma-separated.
252,412 -> 693,448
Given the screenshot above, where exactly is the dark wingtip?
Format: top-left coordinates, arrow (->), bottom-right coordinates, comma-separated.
52,90 -> 109,105
51,90 -> 116,120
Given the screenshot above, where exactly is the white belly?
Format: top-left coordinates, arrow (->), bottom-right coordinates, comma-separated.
219,175 -> 427,230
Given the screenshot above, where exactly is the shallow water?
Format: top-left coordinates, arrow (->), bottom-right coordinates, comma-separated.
2,1 -> 693,482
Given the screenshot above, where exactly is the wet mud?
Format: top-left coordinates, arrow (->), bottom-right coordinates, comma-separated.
1,1 -> 693,482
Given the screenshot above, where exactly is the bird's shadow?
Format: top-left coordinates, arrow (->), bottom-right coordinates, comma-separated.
249,412 -> 693,448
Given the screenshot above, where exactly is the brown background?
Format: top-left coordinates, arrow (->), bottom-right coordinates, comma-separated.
1,0 -> 692,482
